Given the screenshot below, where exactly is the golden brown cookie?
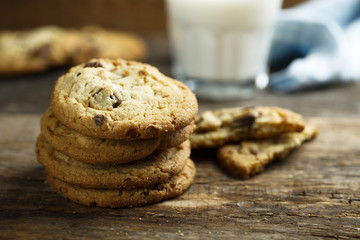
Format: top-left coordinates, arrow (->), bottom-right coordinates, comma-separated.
51,58 -> 198,140
46,159 -> 196,208
36,135 -> 190,189
190,106 -> 306,149
0,25 -> 147,76
158,122 -> 194,150
41,107 -> 193,164
71,25 -> 147,64
217,124 -> 319,179
0,26 -> 76,75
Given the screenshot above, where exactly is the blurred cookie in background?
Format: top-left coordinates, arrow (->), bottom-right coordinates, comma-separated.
0,25 -> 147,76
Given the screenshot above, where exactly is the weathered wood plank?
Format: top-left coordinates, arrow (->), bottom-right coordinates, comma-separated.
0,115 -> 359,239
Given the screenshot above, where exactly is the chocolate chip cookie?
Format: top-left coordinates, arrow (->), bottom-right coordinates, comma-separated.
0,26 -> 75,75
71,25 -> 147,64
41,107 -> 193,164
51,58 -> 198,140
46,159 -> 196,208
0,25 -> 147,76
190,106 -> 305,149
37,135 -> 190,189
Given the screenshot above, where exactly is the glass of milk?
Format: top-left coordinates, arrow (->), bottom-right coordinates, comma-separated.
165,0 -> 283,101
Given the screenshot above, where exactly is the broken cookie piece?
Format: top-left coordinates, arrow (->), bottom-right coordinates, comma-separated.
217,124 -> 319,179
190,106 -> 306,149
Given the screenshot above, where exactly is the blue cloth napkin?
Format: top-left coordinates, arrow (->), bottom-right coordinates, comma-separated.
269,0 -> 360,93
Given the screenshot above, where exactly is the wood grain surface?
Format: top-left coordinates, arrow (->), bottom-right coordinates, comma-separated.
1,115 -> 359,239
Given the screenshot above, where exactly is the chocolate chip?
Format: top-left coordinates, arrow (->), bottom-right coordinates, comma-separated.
232,115 -> 256,129
76,72 -> 81,77
250,149 -> 258,155
83,62 -> 103,68
93,115 -> 106,126
92,88 -> 103,97
110,94 -> 122,108
112,100 -> 121,108
32,44 -> 51,59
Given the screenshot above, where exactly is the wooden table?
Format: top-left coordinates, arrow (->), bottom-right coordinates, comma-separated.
1,57 -> 360,239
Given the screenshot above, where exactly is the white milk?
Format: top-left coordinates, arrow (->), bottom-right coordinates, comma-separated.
166,0 -> 282,84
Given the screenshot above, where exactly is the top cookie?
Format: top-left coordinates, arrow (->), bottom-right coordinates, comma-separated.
51,58 -> 198,140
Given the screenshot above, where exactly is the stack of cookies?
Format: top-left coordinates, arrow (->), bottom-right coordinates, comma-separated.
190,107 -> 319,179
36,58 -> 198,208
